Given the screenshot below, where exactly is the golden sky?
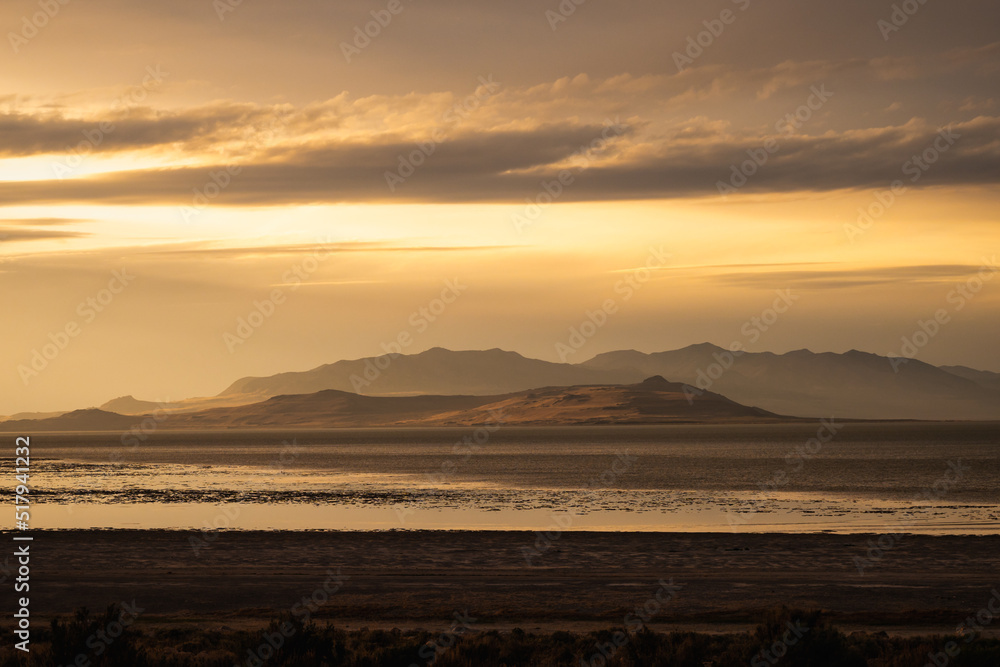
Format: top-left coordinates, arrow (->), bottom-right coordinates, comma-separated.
2,0 -> 998,413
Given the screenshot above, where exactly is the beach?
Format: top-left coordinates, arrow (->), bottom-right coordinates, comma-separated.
12,529 -> 999,635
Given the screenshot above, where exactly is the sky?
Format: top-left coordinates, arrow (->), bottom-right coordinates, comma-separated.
1,0 -> 998,413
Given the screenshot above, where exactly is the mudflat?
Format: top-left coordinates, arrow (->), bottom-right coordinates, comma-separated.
9,530 -> 999,635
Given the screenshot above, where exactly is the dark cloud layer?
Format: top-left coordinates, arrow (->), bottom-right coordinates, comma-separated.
5,0 -> 998,100
3,0 -> 997,203
0,104 -> 276,157
0,228 -> 88,242
2,117 -> 996,205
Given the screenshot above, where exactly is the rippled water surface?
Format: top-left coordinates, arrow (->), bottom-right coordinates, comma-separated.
17,422 -> 1000,532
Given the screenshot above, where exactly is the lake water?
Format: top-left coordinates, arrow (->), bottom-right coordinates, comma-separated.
16,422 -> 1000,533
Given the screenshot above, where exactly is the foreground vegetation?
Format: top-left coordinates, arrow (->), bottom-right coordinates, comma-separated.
3,606 -> 1000,667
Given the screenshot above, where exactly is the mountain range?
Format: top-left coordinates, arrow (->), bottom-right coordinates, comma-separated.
0,376 -> 787,430
3,344 -> 998,426
207,344 -> 1000,420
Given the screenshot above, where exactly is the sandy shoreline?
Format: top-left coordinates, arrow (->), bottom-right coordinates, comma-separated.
5,530 -> 998,636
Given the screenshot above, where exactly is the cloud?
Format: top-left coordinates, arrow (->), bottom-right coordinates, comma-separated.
0,218 -> 92,226
0,103 -> 278,157
0,239 -> 520,263
5,38 -> 997,160
134,241 -> 521,259
0,228 -> 89,242
0,115 -> 995,205
710,264 -> 995,289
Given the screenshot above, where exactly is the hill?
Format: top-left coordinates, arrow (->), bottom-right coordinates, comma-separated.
0,378 -> 789,431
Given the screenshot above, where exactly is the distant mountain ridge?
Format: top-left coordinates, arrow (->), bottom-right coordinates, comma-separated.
940,365 -> 1000,393
7,345 -> 999,423
220,347 -> 636,398
582,344 -> 999,420
212,345 -> 999,421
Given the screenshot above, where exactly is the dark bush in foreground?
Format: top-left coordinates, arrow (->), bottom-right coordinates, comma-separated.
2,607 -> 999,666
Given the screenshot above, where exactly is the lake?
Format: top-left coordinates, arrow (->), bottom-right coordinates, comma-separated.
18,421 -> 1000,533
